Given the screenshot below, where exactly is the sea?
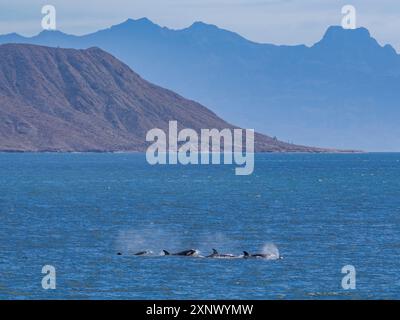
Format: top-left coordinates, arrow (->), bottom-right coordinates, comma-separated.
0,153 -> 399,299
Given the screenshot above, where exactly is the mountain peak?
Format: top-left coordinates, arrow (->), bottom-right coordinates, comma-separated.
188,21 -> 219,30
37,29 -> 69,39
0,32 -> 25,41
4,32 -> 19,37
324,25 -> 370,40
39,29 -> 66,35
183,21 -> 251,43
314,25 -> 378,48
113,17 -> 159,30
126,17 -> 153,25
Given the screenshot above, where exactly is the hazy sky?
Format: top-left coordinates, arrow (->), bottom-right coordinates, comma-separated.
0,0 -> 398,49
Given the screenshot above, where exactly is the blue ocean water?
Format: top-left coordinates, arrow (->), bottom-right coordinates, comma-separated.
0,153 -> 399,299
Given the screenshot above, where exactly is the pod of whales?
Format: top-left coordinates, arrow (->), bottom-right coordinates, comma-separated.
118,248 -> 281,259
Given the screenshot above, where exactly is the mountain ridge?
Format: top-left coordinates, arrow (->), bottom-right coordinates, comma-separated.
0,43 -> 336,153
3,18 -> 395,51
1,19 -> 398,151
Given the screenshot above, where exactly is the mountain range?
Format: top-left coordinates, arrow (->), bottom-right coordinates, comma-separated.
0,43 -> 328,152
1,18 -> 398,151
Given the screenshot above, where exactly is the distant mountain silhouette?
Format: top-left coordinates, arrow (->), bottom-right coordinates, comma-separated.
0,44 -> 329,152
1,19 -> 398,151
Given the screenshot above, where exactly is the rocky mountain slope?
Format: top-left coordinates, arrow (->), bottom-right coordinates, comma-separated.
0,44 -> 330,152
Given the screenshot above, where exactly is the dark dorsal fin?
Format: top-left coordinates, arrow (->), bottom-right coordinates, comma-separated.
243,251 -> 250,257
163,250 -> 170,255
212,249 -> 218,254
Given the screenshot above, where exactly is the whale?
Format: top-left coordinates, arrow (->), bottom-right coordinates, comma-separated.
163,249 -> 199,256
134,250 -> 153,256
207,249 -> 237,258
243,251 -> 281,259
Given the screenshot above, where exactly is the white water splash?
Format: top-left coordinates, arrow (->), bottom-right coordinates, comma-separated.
261,243 -> 280,260
116,227 -> 183,255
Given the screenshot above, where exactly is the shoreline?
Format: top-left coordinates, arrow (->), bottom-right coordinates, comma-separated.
0,150 -> 382,154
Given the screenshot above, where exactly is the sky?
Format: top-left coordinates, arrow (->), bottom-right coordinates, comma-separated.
0,0 -> 399,49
